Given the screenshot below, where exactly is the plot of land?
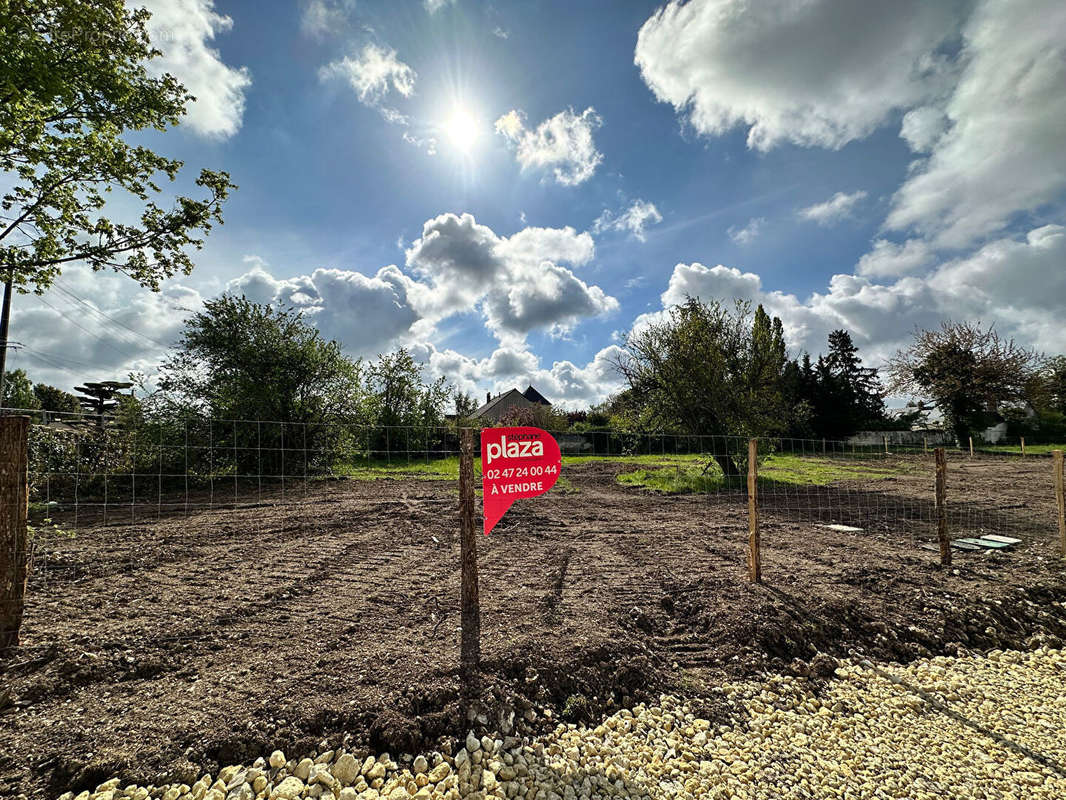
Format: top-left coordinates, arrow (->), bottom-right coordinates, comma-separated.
2,455 -> 1065,798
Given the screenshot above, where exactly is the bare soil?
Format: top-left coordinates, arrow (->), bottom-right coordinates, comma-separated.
3,455 -> 1066,798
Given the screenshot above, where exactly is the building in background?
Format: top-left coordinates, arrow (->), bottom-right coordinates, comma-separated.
473,385 -> 552,422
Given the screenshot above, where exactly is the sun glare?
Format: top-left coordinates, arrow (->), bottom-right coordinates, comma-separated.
444,109 -> 480,153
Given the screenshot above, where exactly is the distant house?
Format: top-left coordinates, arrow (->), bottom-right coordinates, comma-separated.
473,385 -> 552,422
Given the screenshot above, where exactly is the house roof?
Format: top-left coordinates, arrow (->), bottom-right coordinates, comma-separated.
473,388 -> 525,418
522,385 -> 551,406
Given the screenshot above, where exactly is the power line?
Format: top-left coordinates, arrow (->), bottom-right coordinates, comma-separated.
50,281 -> 171,349
31,294 -> 148,362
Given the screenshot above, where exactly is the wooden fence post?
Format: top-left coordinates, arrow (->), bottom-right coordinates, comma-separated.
747,438 -> 761,584
458,428 -> 481,693
1054,450 -> 1065,558
883,436 -> 889,455
0,416 -> 29,652
1021,437 -> 1026,457
934,447 -> 950,567
968,436 -> 974,458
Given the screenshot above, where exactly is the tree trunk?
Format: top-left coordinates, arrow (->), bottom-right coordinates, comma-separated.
715,453 -> 742,477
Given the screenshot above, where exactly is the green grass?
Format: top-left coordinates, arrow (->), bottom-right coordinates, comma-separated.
978,443 -> 1066,455
332,456 -> 577,493
616,453 -> 903,494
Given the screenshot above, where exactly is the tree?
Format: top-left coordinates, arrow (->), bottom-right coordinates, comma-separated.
365,348 -> 451,430
817,330 -> 887,437
33,383 -> 79,413
1,368 -> 39,410
453,390 -> 478,421
613,297 -> 788,474
887,321 -> 1042,444
158,297 -> 362,424
73,379 -> 132,426
0,0 -> 235,384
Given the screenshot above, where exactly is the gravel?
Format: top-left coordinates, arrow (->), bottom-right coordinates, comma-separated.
54,647 -> 1066,800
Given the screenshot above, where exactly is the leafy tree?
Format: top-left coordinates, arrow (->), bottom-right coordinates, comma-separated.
1,368 -> 39,409
887,321 -> 1042,444
33,382 -> 79,413
158,297 -> 362,423
0,0 -> 234,301
453,390 -> 478,421
613,298 -> 788,474
365,348 -> 451,430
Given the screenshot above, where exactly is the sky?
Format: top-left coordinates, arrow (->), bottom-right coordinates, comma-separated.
9,0 -> 1066,409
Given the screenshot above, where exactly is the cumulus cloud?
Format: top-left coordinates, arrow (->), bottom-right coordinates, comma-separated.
592,199 -> 663,241
424,0 -> 456,12
798,191 -> 867,226
885,0 -> 1066,248
138,0 -> 251,138
856,239 -> 934,278
320,44 -> 416,107
635,0 -> 964,151
899,106 -> 948,153
8,265 -> 202,391
495,107 -> 604,186
727,217 -> 765,245
417,343 -> 626,409
643,222 -> 1066,367
406,212 -> 615,340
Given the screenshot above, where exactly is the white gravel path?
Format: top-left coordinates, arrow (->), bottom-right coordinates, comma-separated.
58,647 -> 1066,800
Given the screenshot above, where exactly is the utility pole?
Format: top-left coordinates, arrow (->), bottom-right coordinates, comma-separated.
0,276 -> 12,409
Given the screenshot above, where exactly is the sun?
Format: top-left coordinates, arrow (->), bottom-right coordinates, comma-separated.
444,109 -> 480,153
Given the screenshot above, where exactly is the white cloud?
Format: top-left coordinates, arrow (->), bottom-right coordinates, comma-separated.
417,343 -> 626,409
495,107 -> 604,186
635,0 -> 964,151
593,199 -> 663,241
320,44 -> 416,106
885,0 -> 1066,248
798,191 -> 867,226
406,212 -> 616,340
643,222 -> 1066,367
9,265 -> 202,391
424,0 -> 456,13
899,106 -> 948,153
727,217 -> 765,245
137,0 -> 251,139
856,239 -> 934,278
300,0 -> 354,37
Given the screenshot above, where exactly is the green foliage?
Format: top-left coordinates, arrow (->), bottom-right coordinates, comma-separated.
785,331 -> 888,438
2,368 -> 39,409
0,0 -> 234,292
365,348 -> 450,430
888,321 -> 1042,444
615,298 -> 787,437
33,382 -> 79,413
494,403 -> 570,431
157,297 -> 363,424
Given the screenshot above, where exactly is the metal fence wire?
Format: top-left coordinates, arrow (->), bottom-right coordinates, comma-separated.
2,409 -> 1063,655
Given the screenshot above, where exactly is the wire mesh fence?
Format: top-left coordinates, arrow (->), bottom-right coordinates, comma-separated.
3,408 -> 1065,657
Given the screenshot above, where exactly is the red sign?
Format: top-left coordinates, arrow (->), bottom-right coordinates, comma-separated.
480,426 -> 561,535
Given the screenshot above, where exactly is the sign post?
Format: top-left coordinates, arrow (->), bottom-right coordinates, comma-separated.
480,426 -> 562,536
458,429 -> 480,693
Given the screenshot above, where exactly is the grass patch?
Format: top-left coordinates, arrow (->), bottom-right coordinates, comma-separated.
333,456 -> 578,493
979,443 -> 1066,455
617,453 -> 903,494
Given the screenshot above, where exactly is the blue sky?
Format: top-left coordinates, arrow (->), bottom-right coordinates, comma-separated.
10,0 -> 1066,408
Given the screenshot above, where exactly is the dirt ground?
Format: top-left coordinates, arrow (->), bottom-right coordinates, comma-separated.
3,455 -> 1066,798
